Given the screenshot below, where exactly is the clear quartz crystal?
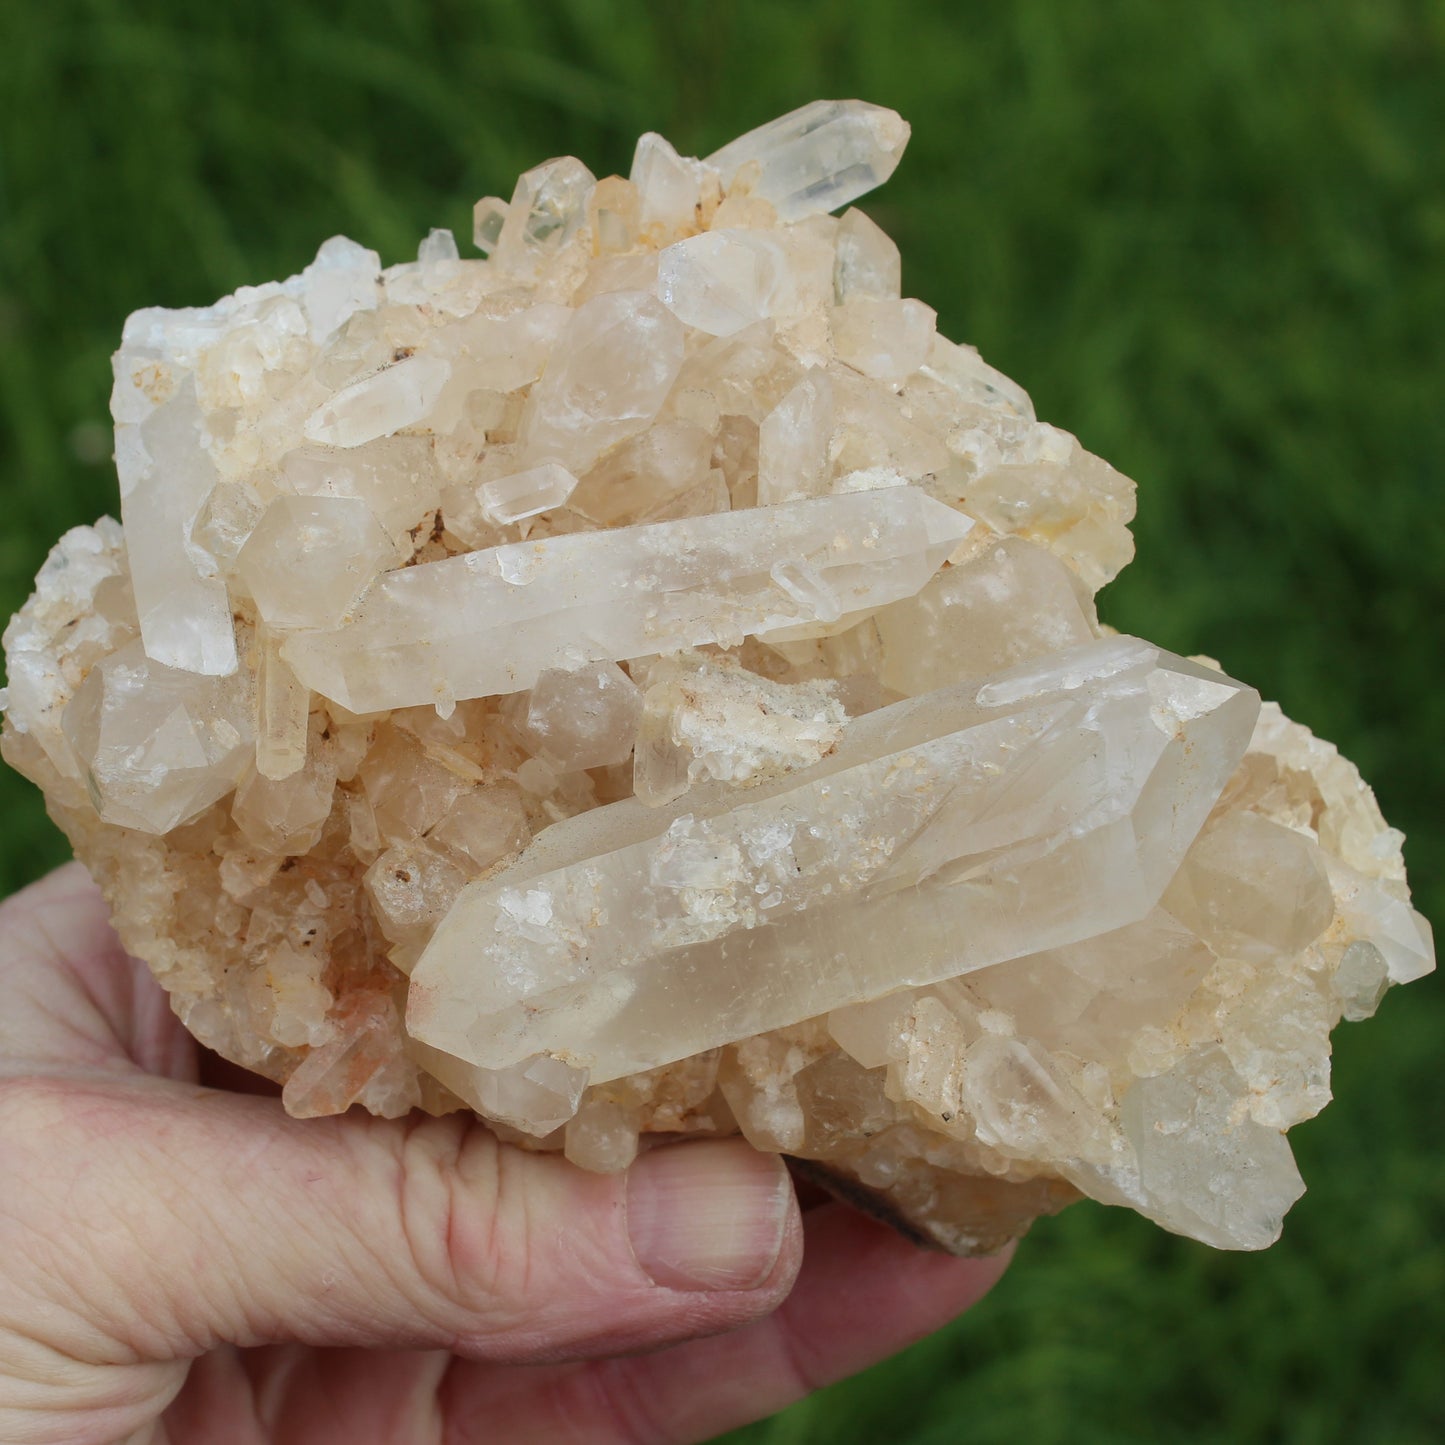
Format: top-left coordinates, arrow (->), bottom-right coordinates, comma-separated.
255,631 -> 310,781
834,207 -> 901,302
116,379 -> 238,676
302,236 -> 381,341
705,100 -> 911,222
60,638 -> 254,833
472,197 -> 508,255
874,536 -> 1098,692
520,291 -> 686,472
304,354 -> 451,448
630,132 -> 716,239
494,157 -> 596,274
236,495 -> 398,630
479,463 -> 579,525
758,368 -> 835,505
831,297 -> 936,383
2,99 -> 1431,1260
407,639 -> 1260,1081
656,231 -> 785,336
514,661 -> 643,771
280,487 -> 972,713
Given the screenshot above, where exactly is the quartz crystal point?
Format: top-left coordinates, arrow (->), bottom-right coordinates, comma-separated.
280,488 -> 971,712
408,639 -> 1259,1081
1,101 -> 1432,1259
115,378 -> 238,676
705,100 -> 911,222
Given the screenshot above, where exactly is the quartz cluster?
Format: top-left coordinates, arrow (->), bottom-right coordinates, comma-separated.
1,101 -> 1432,1254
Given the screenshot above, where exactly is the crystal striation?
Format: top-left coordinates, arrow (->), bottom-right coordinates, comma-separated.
1,99 -> 1432,1257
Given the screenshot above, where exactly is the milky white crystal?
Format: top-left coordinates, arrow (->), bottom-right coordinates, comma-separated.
116,381 -> 239,676
1,99 -> 1431,1258
632,651 -> 848,807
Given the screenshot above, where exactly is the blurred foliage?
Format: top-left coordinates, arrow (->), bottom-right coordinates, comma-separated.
0,1 -> 1441,1441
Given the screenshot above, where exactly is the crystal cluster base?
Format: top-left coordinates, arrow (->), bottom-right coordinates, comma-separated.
1,101 -> 1432,1255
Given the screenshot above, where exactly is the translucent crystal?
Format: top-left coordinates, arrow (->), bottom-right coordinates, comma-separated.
280,437 -> 442,549
1161,811 -> 1335,965
254,631 -> 310,781
364,840 -> 469,957
1117,1047 -> 1307,1250
283,996 -> 418,1119
429,786 -> 530,871
493,157 -> 596,273
656,231 -> 785,335
834,207 -> 901,302
60,638 -> 253,833
408,1040 -> 586,1136
193,479 -> 265,569
417,226 -> 459,270
280,487 -> 972,713
479,462 -> 579,525
631,132 -> 716,239
407,639 -> 1259,1081
2,99 -> 1430,1260
831,297 -> 936,383
567,421 -> 714,526
918,333 -> 1035,419
633,652 -> 847,807
587,176 -> 641,254
471,197 -> 508,255
705,100 -> 911,221
236,495 -> 398,631
427,302 -> 570,395
301,236 -> 381,341
246,939 -> 335,1049
116,380 -> 238,676
514,661 -> 642,771
521,291 -> 686,473
232,730 -> 335,855
304,354 -> 451,448
757,368 -> 836,506
874,536 -> 1098,693
565,1096 -> 641,1172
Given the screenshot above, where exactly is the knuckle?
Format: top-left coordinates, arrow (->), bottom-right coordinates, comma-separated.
391,1115 -> 510,1322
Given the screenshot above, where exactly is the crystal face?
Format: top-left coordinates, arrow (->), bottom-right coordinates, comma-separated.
1,100 -> 1432,1257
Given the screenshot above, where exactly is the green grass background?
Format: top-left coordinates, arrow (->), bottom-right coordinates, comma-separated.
1,1 -> 1441,1440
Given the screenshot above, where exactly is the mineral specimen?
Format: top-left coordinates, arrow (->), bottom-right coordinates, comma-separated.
1,100 -> 1432,1256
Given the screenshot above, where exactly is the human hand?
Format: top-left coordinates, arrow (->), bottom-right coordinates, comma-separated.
0,863 -> 1009,1444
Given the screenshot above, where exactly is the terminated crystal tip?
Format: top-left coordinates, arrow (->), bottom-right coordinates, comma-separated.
1,100 -> 1430,1259
705,100 -> 911,221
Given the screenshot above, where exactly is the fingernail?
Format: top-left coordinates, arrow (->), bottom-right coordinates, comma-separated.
626,1140 -> 793,1292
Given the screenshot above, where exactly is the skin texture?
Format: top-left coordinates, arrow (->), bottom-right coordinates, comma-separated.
0,863 -> 1010,1444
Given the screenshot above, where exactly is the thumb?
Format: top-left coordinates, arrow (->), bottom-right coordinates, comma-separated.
0,1075 -> 801,1368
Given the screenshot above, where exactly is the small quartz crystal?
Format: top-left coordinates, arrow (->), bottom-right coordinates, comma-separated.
2,100 -> 1431,1259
